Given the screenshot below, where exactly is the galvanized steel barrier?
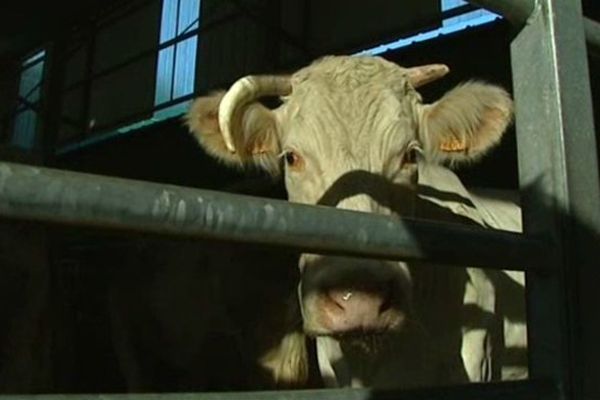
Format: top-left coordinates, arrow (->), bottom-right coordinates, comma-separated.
0,381 -> 561,400
0,161 -> 543,270
0,0 -> 598,399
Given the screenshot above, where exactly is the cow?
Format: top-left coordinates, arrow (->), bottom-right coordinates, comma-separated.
183,55 -> 527,389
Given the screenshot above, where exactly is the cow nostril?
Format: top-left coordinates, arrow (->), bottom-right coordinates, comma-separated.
327,289 -> 352,311
379,281 -> 396,314
379,293 -> 392,314
326,288 -> 394,316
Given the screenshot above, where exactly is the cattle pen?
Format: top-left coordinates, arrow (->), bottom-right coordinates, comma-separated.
0,0 -> 599,400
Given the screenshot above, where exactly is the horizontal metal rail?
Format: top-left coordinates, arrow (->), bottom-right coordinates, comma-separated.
468,0 -> 599,55
0,380 -> 560,400
0,161 -> 545,270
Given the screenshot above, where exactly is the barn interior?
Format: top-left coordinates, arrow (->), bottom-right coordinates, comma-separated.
0,0 -> 599,394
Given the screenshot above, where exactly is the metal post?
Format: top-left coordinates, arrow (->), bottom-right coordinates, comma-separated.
510,1 -> 600,400
468,0 -> 600,55
584,18 -> 600,58
467,0 -> 533,26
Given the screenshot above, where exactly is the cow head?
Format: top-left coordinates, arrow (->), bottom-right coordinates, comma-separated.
185,55 -> 512,344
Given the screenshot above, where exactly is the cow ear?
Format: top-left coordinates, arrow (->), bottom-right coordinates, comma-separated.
184,92 -> 282,176
418,81 -> 513,166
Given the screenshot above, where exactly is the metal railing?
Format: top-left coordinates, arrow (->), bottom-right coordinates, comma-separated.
0,0 -> 598,399
0,380 -> 560,400
0,161 -> 544,270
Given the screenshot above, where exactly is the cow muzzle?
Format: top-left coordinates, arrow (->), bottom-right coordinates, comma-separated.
300,255 -> 410,337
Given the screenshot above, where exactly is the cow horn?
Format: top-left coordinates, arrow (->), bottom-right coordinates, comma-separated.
406,64 -> 450,88
219,75 -> 292,153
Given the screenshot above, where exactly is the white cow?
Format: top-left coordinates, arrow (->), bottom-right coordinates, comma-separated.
183,54 -> 527,389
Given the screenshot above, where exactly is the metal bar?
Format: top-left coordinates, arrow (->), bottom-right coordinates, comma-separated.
0,379 -> 560,400
0,161 -> 545,271
584,17 -> 600,58
169,0 -> 181,102
467,0 -> 534,26
510,1 -> 600,400
468,0 -> 600,54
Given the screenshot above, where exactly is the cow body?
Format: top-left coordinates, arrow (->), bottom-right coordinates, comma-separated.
112,54 -> 526,390
315,164 -> 526,388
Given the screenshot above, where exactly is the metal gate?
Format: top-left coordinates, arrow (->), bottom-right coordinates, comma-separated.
0,0 -> 599,399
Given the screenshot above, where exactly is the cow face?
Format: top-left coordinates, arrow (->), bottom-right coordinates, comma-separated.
185,56 -> 513,339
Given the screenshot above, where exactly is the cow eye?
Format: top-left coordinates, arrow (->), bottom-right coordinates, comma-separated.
402,145 -> 421,168
404,149 -> 417,165
283,151 -> 302,168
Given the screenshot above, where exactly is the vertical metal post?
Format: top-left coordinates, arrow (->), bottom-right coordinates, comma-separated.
585,18 -> 600,58
511,1 -> 600,400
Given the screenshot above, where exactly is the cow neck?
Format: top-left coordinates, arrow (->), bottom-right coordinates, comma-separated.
415,161 -> 487,227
